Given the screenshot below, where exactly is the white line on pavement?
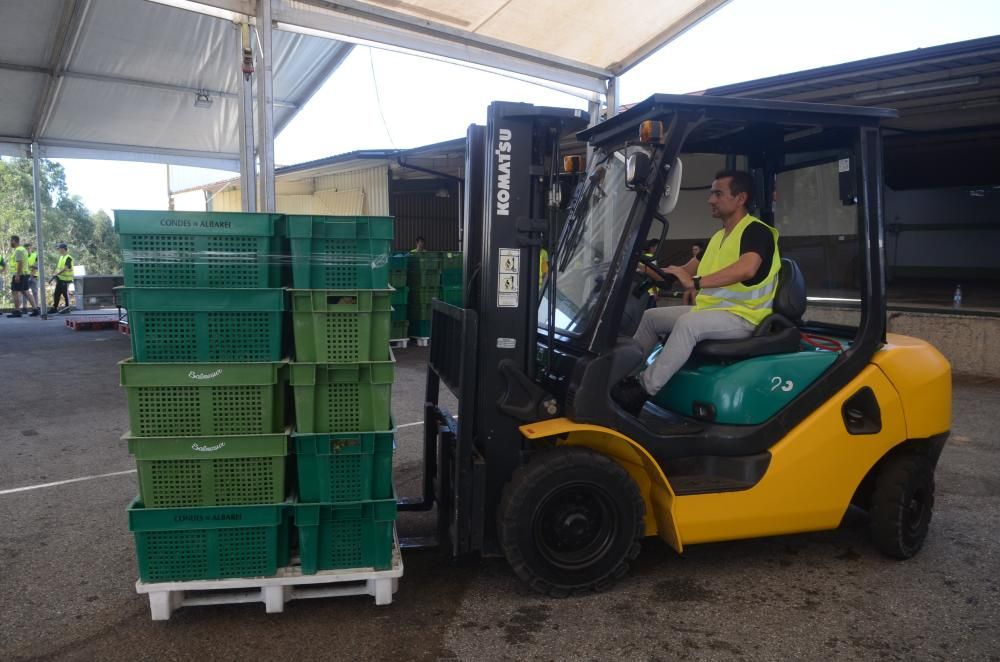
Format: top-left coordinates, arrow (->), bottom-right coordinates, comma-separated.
0,469 -> 137,496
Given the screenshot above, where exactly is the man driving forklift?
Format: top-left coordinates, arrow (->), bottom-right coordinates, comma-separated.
612,169 -> 780,415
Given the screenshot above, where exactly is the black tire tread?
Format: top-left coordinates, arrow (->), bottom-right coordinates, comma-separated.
869,453 -> 935,559
498,447 -> 645,598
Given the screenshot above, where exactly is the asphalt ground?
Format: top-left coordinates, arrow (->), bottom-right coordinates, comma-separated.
1,316 -> 998,661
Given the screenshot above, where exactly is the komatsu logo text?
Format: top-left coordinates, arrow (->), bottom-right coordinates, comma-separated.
495,128 -> 512,216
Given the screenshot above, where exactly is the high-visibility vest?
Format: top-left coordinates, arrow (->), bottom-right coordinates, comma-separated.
539,248 -> 549,287
693,214 -> 780,327
27,251 -> 37,276
56,254 -> 75,282
9,246 -> 27,276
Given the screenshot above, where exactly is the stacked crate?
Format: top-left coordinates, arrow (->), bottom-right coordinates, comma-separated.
115,211 -> 292,584
406,251 -> 441,339
439,251 -> 463,307
285,215 -> 397,574
389,253 -> 409,341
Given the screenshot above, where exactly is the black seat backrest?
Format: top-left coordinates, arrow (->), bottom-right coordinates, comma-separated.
772,258 -> 807,322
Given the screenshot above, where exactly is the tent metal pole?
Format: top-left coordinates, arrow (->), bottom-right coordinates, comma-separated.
606,76 -> 621,118
256,0 -> 277,212
238,23 -> 257,212
31,142 -> 49,318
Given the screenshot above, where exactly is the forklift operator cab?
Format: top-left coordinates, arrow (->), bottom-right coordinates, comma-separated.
416,95 -> 952,598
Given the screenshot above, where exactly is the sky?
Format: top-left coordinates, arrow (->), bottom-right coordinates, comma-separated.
54,0 -> 1000,214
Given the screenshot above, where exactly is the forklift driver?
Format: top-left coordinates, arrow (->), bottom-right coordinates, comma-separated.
612,170 -> 780,416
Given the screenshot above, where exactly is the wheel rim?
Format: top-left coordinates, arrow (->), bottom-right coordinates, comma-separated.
531,481 -> 618,571
902,486 -> 928,544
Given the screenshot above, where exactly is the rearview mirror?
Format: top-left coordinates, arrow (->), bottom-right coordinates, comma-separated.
659,157 -> 683,215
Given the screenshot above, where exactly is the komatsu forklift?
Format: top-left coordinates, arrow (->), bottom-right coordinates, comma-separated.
401,94 -> 952,597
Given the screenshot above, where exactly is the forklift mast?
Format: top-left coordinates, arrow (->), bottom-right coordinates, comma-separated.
411,102 -> 587,556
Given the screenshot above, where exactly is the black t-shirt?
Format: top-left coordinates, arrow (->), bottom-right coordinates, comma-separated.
739,222 -> 776,286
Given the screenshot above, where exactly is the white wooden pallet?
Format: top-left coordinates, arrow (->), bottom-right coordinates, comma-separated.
135,533 -> 403,620
410,336 -> 430,347
389,337 -> 410,349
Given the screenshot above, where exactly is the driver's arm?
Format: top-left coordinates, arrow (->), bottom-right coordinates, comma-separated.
697,252 -> 762,289
681,256 -> 698,276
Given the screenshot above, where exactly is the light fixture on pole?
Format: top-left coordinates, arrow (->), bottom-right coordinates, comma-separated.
194,90 -> 213,108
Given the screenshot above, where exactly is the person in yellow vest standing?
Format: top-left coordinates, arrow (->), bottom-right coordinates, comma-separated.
612,170 -> 780,416
539,248 -> 549,288
7,235 -> 32,318
21,241 -> 41,316
410,236 -> 426,253
52,242 -> 75,314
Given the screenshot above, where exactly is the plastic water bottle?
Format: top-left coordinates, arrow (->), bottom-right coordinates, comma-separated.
953,285 -> 962,309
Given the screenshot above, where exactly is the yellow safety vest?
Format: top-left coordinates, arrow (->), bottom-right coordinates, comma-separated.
56,254 -> 75,282
539,248 -> 549,287
694,214 -> 780,326
27,252 -> 37,276
9,246 -> 27,277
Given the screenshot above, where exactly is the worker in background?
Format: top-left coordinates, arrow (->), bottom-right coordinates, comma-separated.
612,170 -> 780,417
7,235 -> 30,318
411,236 -> 426,253
539,248 -> 549,288
21,241 -> 40,316
638,238 -> 661,309
52,242 -> 74,314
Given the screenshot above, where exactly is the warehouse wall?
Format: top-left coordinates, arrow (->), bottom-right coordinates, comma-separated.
204,165 -> 391,216
390,179 -> 461,251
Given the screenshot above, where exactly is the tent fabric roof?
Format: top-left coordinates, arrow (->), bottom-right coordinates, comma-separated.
0,0 -> 352,168
702,36 -> 1000,133
0,0 -> 729,168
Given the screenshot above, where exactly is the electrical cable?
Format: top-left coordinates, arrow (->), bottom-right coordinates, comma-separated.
800,332 -> 844,352
369,48 -> 396,148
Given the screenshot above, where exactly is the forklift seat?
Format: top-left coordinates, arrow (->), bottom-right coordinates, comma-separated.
693,258 -> 807,360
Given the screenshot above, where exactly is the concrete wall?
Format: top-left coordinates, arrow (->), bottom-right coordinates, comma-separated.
806,305 -> 999,379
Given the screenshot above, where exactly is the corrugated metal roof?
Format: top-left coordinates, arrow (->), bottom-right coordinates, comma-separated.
0,0 -> 353,168
702,36 -> 1000,133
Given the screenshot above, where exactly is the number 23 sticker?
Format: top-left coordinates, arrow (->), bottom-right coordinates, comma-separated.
771,376 -> 794,392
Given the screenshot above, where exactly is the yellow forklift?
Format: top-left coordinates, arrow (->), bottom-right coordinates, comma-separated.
401,95 -> 951,596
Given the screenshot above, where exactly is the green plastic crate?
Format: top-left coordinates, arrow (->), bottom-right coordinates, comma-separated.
286,215 -> 393,289
389,269 -> 407,288
294,495 -> 396,574
408,302 -> 432,321
127,431 -> 289,508
440,286 -> 462,306
410,319 -> 431,337
119,287 -> 286,363
390,286 -> 408,305
406,251 -> 442,271
407,269 -> 440,288
290,289 -> 391,363
390,320 -> 409,340
442,252 -> 462,270
391,304 -> 408,321
408,287 -> 439,304
115,211 -> 284,288
389,253 -> 408,270
440,269 -> 463,286
289,359 -> 394,433
129,497 -> 290,583
121,359 -> 287,437
293,430 -> 393,503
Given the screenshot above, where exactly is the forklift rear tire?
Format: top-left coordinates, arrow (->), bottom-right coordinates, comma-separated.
498,447 -> 644,597
869,454 -> 935,559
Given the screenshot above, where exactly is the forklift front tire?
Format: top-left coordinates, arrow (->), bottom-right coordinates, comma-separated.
498,447 -> 645,598
869,453 -> 935,559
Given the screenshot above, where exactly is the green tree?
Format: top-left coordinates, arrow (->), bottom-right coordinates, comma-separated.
0,157 -> 122,306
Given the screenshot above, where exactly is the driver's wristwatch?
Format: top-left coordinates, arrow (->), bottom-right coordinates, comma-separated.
692,276 -> 702,290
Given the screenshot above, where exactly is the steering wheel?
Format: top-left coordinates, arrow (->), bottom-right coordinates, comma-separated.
637,253 -> 675,285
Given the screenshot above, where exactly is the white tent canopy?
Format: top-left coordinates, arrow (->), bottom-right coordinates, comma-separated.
0,0 -> 730,168
0,0 -> 352,169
